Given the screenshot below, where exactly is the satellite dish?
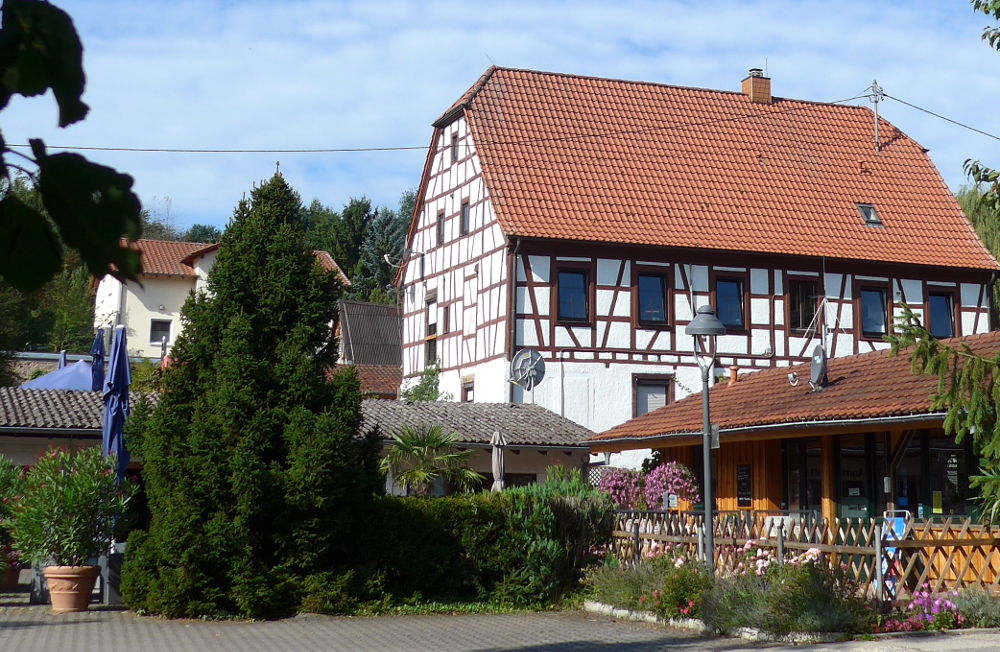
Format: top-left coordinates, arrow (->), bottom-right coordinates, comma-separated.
809,344 -> 827,391
510,348 -> 545,391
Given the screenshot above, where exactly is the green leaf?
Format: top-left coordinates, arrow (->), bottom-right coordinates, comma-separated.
0,191 -> 61,290
34,142 -> 143,282
0,0 -> 89,126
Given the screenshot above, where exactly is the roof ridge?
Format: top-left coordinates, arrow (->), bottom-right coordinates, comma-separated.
483,66 -> 875,111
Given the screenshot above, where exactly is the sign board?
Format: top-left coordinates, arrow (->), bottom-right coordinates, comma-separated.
663,493 -> 679,510
736,464 -> 752,507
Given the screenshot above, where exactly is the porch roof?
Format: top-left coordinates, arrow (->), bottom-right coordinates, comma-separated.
589,330 -> 1000,450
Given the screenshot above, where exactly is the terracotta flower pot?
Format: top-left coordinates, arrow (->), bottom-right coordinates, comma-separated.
42,565 -> 100,613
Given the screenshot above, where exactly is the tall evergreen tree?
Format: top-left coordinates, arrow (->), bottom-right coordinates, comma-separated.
345,190 -> 412,304
121,173 -> 380,618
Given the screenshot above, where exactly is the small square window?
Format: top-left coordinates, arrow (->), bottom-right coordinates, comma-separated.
634,376 -> 671,417
451,133 -> 459,164
636,274 -> 668,325
715,278 -> 744,329
859,288 -> 888,338
460,201 -> 471,235
928,292 -> 954,339
557,269 -> 589,323
856,203 -> 881,226
150,319 -> 171,345
436,211 -> 445,246
461,378 -> 474,403
789,279 -> 819,331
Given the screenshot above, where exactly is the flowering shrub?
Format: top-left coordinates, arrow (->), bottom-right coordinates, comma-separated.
598,468 -> 644,509
7,447 -> 136,566
642,554 -> 713,620
873,585 -> 964,633
643,462 -> 699,508
703,544 -> 871,635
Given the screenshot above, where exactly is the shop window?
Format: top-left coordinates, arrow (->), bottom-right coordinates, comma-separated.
636,273 -> 669,325
859,287 -> 888,339
789,279 -> 819,332
715,277 -> 744,329
556,268 -> 589,323
928,292 -> 955,339
783,439 -> 822,513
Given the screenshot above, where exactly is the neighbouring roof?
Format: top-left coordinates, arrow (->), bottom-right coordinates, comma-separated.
0,389 -> 589,449
0,388 -> 105,430
339,301 -> 401,366
590,330 -> 1000,448
440,67 -> 997,271
362,400 -> 594,447
131,240 -> 211,277
351,364 -> 401,398
129,240 -> 350,284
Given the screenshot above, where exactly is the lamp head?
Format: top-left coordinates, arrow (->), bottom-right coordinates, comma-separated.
686,305 -> 726,337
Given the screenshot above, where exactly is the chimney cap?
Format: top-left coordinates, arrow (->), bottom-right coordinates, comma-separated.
748,68 -> 764,78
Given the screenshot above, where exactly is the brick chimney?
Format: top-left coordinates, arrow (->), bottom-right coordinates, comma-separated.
741,68 -> 771,104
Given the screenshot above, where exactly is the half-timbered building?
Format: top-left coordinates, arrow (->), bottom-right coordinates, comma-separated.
398,67 -> 999,461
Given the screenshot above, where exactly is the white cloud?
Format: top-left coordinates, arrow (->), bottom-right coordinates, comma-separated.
5,0 -> 998,229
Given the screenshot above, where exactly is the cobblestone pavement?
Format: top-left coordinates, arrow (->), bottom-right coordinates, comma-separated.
2,592 -> 998,651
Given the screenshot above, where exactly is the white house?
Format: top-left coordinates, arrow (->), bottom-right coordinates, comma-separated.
94,240 -> 347,358
397,67 -> 999,467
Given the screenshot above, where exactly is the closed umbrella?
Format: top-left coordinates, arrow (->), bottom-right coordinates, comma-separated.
102,325 -> 131,481
90,328 -> 105,392
490,430 -> 507,492
57,350 -> 67,369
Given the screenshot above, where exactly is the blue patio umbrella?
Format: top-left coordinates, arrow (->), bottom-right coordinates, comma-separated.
102,325 -> 131,481
57,349 -> 67,369
90,328 -> 105,392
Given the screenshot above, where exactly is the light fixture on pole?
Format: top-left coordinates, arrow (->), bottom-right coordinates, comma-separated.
685,304 -> 726,572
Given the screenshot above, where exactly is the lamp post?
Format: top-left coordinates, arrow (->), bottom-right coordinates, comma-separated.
685,305 -> 726,572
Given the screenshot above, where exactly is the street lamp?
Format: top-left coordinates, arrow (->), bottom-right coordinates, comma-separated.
685,304 -> 726,572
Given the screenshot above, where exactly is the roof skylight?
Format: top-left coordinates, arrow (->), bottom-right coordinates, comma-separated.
856,203 -> 882,226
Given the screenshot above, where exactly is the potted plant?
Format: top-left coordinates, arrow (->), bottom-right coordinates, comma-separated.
6,447 -> 135,612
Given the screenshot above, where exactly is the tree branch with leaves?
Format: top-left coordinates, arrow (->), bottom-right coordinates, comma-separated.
0,0 -> 142,292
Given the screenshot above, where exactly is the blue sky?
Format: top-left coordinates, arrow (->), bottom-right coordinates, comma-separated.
5,1 -> 1000,230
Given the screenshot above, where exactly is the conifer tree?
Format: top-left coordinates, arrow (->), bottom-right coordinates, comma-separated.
121,173 -> 380,618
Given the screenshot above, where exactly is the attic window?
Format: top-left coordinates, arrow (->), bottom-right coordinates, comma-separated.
856,203 -> 881,226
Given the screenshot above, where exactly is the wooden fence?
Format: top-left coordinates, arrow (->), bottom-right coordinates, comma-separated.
612,510 -> 1000,603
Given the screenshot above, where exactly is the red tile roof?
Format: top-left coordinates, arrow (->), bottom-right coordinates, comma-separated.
131,240 -> 208,277
590,330 -> 1000,447
351,364 -> 401,398
447,67 -> 997,271
131,240 -> 349,284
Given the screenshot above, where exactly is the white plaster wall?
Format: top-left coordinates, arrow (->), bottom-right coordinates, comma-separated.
192,249 -> 218,294
0,437 -> 99,466
437,356 -> 510,403
121,277 -> 195,357
93,276 -> 123,330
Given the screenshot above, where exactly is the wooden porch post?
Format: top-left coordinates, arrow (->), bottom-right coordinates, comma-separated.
821,436 -> 836,523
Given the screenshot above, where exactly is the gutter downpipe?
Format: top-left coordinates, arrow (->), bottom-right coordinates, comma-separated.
507,236 -> 522,403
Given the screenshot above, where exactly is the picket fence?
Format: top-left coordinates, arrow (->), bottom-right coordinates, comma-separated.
611,510 -> 1000,603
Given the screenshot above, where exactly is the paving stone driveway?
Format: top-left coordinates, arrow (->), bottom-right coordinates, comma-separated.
1,603 -> 998,651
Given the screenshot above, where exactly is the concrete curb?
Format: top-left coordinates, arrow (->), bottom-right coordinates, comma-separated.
582,600 -> 846,644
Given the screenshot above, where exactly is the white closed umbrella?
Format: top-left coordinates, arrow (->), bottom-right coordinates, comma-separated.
490,430 -> 507,492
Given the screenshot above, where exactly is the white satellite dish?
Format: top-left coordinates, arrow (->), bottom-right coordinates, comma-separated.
510,348 -> 545,391
809,344 -> 827,391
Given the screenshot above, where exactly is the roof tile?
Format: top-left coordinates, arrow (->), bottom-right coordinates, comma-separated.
454,68 -> 998,270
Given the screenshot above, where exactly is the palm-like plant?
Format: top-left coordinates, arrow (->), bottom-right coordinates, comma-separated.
380,426 -> 483,496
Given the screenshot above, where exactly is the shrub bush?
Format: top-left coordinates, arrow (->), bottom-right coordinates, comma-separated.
954,587 -> 1000,628
702,557 -> 870,635
644,557 -> 712,620
354,468 -> 612,611
586,560 -> 663,612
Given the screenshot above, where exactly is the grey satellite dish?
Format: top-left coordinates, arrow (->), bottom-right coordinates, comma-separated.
809,344 -> 827,391
510,348 -> 545,391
